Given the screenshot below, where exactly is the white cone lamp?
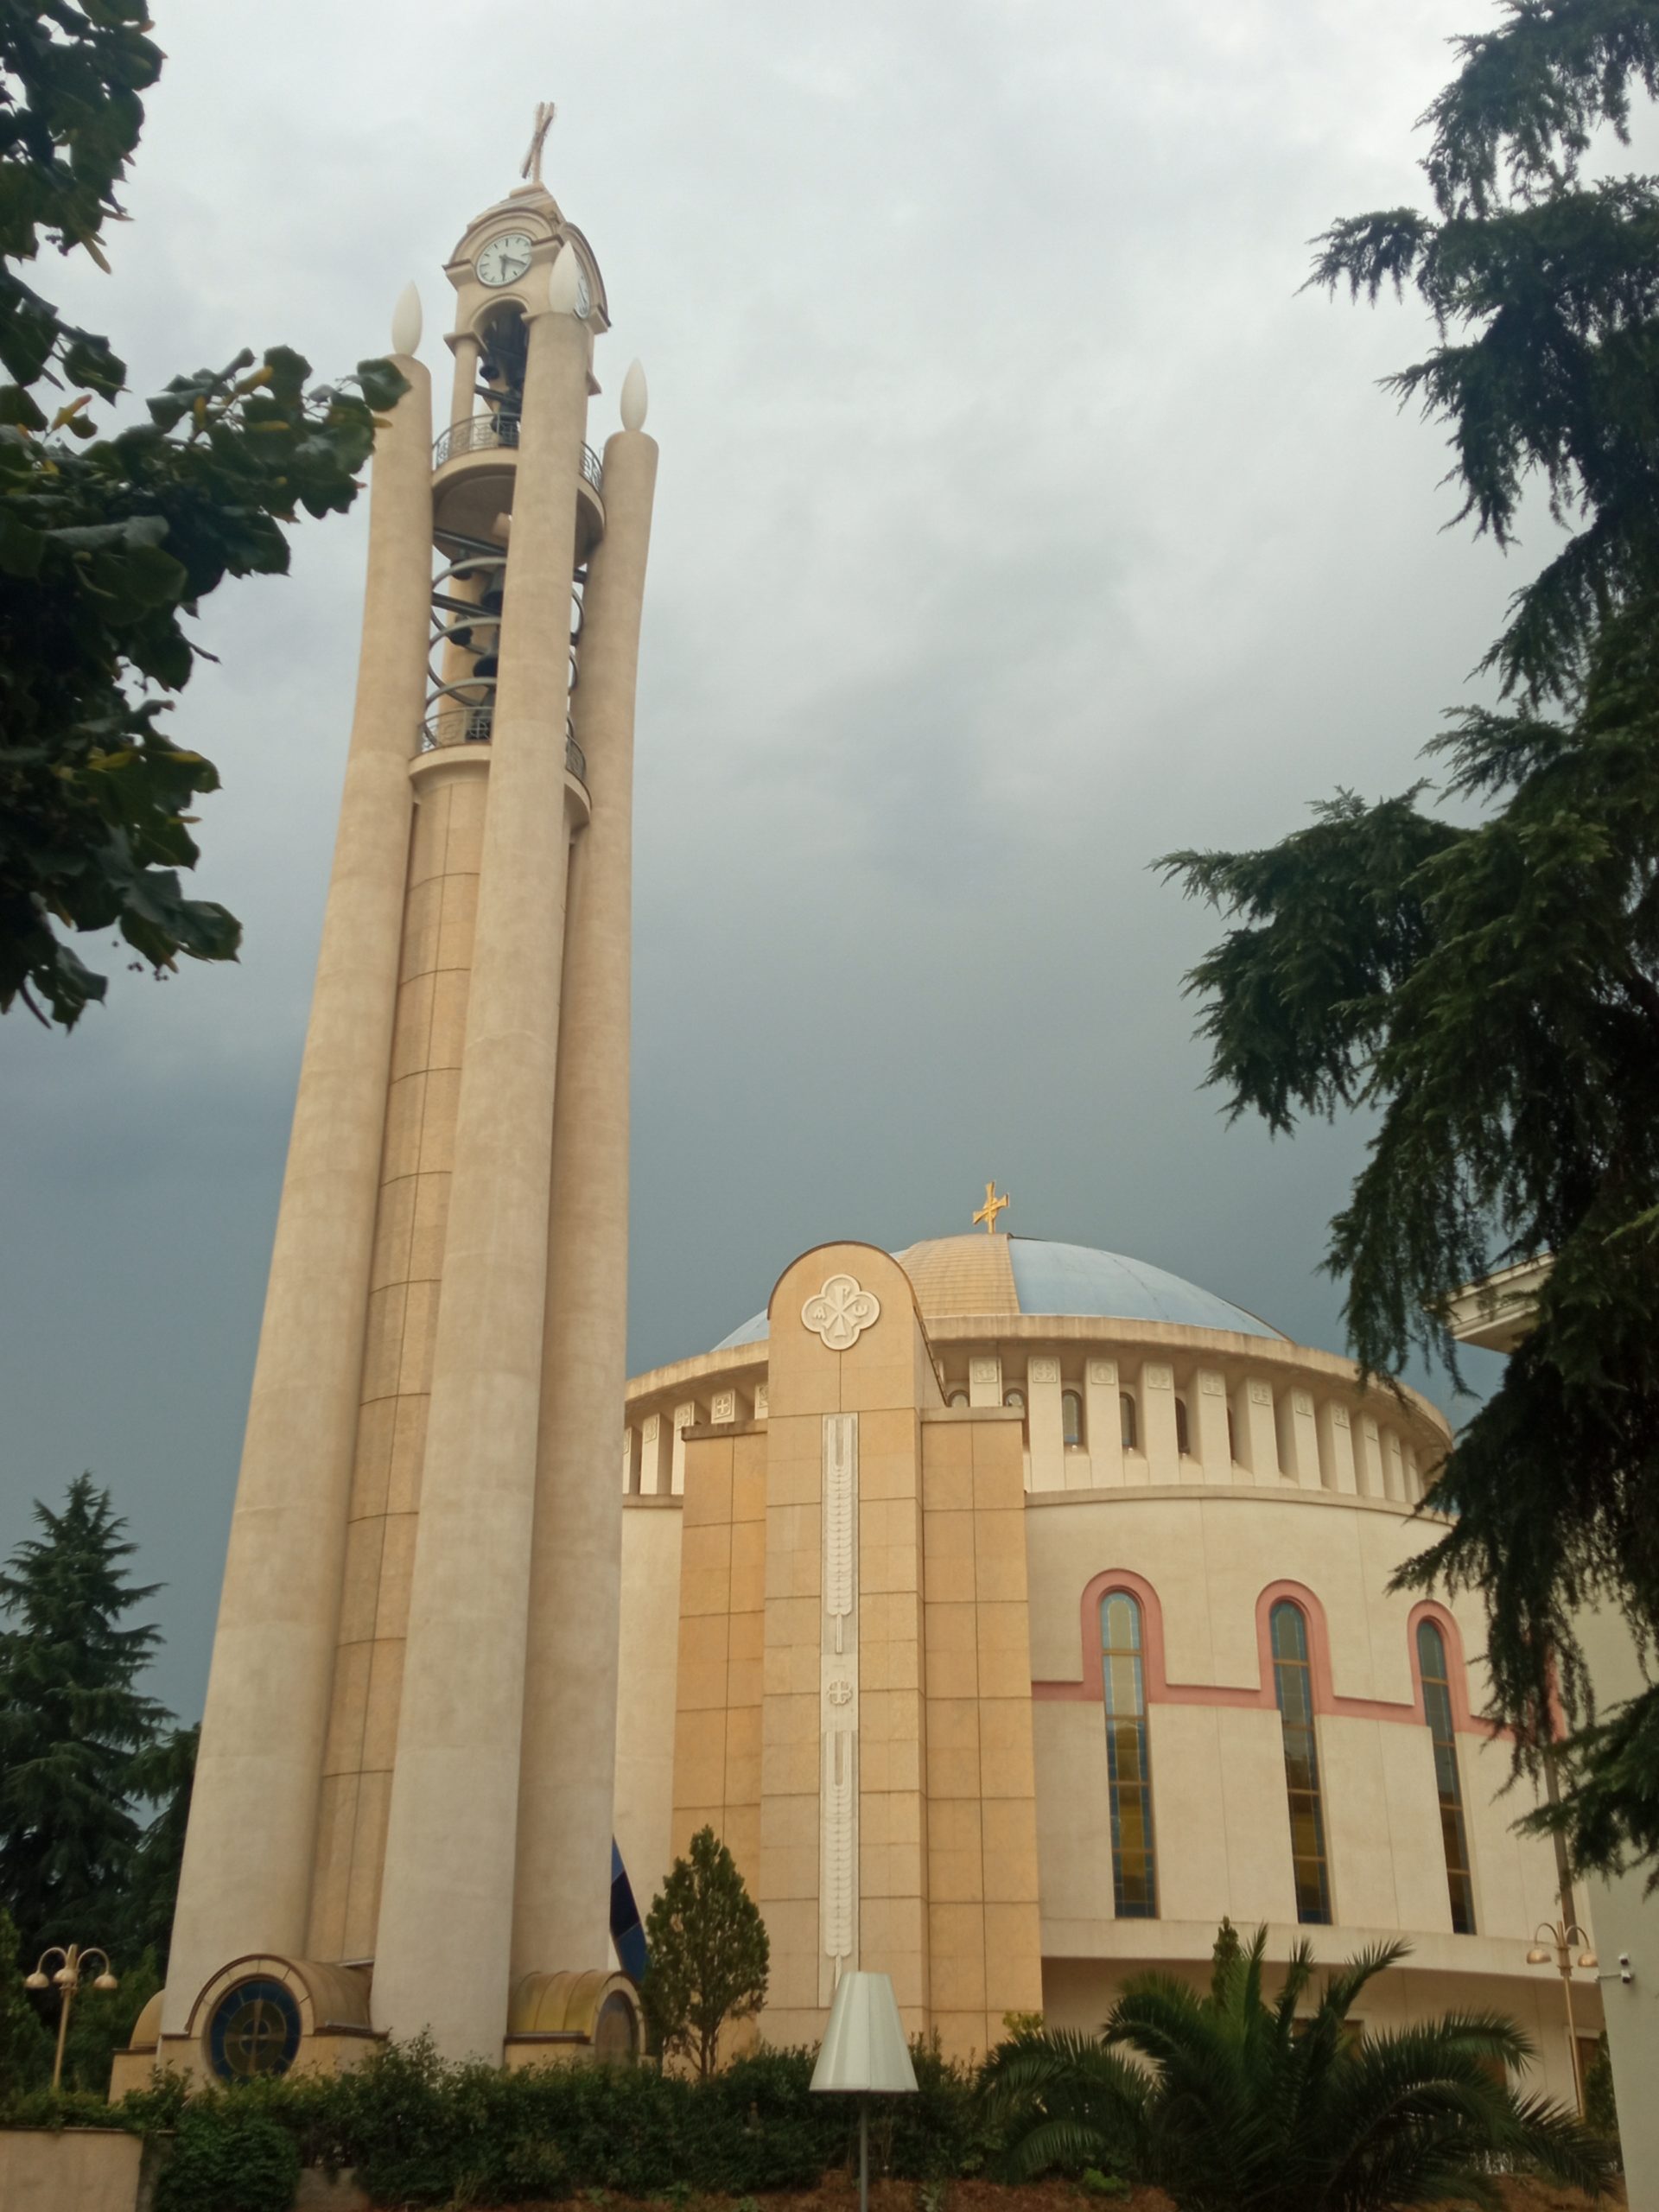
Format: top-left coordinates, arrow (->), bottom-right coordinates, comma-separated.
811,1973 -> 916,2212
620,359 -> 648,432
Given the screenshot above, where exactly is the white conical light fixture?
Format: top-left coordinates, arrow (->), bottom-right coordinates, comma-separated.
547,245 -> 582,314
391,282 -> 422,356
620,359 -> 648,431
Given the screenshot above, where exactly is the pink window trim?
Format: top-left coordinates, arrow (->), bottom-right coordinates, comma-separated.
1034,1569 -> 1500,1737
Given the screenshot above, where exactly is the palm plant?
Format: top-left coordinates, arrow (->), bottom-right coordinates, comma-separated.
981,1926 -> 1610,2212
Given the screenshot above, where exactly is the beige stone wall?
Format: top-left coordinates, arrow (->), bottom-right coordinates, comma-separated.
0,2129 -> 151,2212
661,1243 -> 1042,2061
671,1425 -> 766,1883
1025,1484 -> 1594,2093
921,1408 -> 1043,2055
614,1499 -> 684,1915
308,754 -> 484,1963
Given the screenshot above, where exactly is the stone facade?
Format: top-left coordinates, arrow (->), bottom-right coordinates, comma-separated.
618,1232 -> 1600,2094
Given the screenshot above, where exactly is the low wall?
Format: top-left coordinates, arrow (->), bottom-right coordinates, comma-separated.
0,2128 -> 153,2212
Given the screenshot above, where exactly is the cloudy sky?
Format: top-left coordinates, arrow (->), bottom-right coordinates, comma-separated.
1,0 -> 1541,1719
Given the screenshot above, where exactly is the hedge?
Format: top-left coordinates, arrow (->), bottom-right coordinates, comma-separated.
3,2037 -> 1007,2210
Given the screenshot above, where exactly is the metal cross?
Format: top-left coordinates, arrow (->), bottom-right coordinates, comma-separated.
521,100 -> 556,187
972,1180 -> 1010,1234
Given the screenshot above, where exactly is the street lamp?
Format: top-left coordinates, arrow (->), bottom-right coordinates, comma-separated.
24,1943 -> 118,2092
1524,1920 -> 1597,2116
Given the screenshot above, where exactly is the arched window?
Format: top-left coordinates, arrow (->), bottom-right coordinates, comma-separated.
1269,1600 -> 1332,1924
1062,1389 -> 1084,1447
1100,1591 -> 1157,1917
947,1391 -> 969,1409
1120,1392 -> 1138,1451
1004,1389 -> 1026,1413
1227,1408 -> 1237,1462
1416,1619 -> 1476,1934
1174,1396 -> 1191,1457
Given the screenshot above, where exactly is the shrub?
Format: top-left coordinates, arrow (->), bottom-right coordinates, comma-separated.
152,2102 -> 300,2212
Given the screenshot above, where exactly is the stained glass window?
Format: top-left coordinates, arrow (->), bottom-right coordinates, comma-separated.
207,1976 -> 302,2080
1101,1591 -> 1157,1916
1270,1600 -> 1332,1923
1417,1618 -> 1476,1934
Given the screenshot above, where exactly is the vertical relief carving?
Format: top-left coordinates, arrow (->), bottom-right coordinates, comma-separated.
820,1411 -> 858,1991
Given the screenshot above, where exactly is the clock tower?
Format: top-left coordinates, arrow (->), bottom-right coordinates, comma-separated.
149,155 -> 659,2074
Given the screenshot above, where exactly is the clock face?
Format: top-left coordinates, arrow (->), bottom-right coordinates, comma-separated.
575,267 -> 592,319
476,232 -> 534,289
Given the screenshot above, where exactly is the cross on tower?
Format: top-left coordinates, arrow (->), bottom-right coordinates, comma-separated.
521,100 -> 556,187
972,1180 -> 1010,1235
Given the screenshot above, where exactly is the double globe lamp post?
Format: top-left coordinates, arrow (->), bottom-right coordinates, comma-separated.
1524,1919 -> 1597,2116
25,1942 -> 119,2092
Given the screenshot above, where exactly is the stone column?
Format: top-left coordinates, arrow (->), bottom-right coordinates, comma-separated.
448,332 -> 480,431
513,426 -> 658,1983
163,355 -> 432,2031
372,296 -> 590,2060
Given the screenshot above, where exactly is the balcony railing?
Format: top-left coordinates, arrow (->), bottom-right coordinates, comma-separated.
415,706 -> 590,785
435,412 -> 518,466
435,413 -> 604,495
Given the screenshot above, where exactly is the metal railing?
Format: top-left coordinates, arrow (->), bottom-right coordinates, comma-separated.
418,703 -> 494,752
435,412 -> 519,466
415,709 -> 590,785
434,415 -> 604,495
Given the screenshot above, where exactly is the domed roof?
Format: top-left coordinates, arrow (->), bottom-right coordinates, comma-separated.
710,1235 -> 1283,1351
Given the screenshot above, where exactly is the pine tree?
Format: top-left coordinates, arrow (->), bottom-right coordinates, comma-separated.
1162,0 -> 1659,1884
0,1476 -> 168,1956
640,1826 -> 769,2079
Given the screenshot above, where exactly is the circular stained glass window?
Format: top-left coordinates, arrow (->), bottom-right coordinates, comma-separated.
207,1976 -> 302,2081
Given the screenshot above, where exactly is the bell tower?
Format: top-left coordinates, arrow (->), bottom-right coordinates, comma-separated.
156,137 -> 658,2071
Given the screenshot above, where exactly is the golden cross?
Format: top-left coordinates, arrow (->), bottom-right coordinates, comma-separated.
972,1180 -> 1010,1235
521,100 -> 556,188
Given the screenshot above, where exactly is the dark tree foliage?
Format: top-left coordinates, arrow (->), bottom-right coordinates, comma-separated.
1309,0 -> 1659,702
1163,0 -> 1659,1887
0,1904 -> 49,2094
640,1825 -> 770,2080
0,0 -> 406,1028
982,1925 -> 1609,2212
0,1474 -> 168,1955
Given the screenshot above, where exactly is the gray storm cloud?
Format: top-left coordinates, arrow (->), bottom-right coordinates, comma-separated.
0,0 -> 1521,1719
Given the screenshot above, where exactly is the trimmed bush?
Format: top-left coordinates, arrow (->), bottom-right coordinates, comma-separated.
153,2102 -> 300,2212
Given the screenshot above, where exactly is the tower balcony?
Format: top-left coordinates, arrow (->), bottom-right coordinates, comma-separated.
416,697 -> 588,790
431,413 -> 604,560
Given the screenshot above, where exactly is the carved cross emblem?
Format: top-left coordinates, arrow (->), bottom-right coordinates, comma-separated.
801,1274 -> 880,1351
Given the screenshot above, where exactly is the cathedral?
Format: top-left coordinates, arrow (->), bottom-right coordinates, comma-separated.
118,135 -> 1615,2121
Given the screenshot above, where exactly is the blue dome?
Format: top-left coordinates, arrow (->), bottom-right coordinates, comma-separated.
709,1235 -> 1282,1351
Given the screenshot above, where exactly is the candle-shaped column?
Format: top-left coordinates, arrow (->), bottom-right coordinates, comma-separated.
372,252 -> 591,2059
513,365 -> 659,1983
164,301 -> 432,2031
